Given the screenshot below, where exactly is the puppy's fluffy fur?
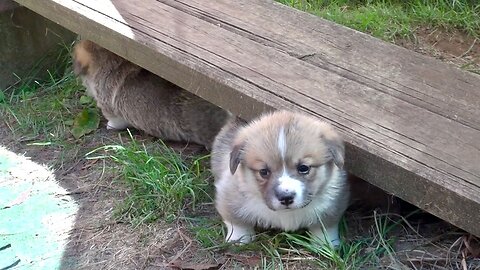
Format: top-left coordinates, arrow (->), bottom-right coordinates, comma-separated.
211,111 -> 349,246
73,40 -> 230,148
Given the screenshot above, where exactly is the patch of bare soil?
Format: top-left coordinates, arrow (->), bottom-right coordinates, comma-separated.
396,27 -> 479,73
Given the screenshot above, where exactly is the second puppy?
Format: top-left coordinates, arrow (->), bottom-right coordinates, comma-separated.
211,110 -> 349,246
73,40 -> 230,148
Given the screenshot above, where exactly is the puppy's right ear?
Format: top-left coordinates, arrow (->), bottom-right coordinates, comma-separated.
324,131 -> 345,170
229,143 -> 244,175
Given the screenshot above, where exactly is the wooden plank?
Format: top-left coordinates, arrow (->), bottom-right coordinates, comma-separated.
13,0 -> 480,237
166,0 -> 480,130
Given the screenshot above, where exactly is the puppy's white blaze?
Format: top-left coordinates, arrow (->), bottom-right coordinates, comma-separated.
277,126 -> 286,159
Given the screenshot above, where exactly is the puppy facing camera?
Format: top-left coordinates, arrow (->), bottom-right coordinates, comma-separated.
211,111 -> 350,246
72,40 -> 230,148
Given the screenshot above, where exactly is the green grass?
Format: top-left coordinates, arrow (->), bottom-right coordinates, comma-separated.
0,43 -> 89,144
277,0 -> 480,41
186,212 -> 407,269
86,134 -> 213,225
186,216 -> 226,248
258,214 -> 401,269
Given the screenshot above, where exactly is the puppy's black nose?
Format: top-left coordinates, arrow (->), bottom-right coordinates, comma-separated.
276,191 -> 296,206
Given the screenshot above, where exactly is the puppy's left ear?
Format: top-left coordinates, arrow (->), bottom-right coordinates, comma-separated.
324,130 -> 345,170
229,143 -> 244,175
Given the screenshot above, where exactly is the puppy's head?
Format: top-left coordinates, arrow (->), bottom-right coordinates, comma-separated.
73,39 -> 113,78
230,110 -> 344,211
72,40 -> 97,76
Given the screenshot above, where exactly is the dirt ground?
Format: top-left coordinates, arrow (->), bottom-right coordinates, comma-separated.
1,28 -> 479,269
396,27 -> 479,72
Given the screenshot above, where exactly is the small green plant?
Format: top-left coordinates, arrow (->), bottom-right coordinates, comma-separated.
86,133 -> 212,225
70,107 -> 100,139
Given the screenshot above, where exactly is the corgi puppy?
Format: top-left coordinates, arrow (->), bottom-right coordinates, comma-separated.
211,111 -> 349,246
72,40 -> 230,148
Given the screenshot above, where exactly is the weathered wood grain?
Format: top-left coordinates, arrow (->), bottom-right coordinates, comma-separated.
166,0 -> 480,129
14,0 -> 480,236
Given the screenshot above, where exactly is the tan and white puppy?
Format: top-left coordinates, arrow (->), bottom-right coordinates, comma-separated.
211,111 -> 349,246
72,40 -> 230,148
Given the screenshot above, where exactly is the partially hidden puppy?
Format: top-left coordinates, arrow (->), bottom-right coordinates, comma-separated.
72,40 -> 230,148
211,110 -> 349,246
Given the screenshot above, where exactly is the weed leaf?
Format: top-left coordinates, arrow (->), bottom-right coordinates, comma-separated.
64,119 -> 74,126
79,95 -> 93,105
71,108 -> 100,139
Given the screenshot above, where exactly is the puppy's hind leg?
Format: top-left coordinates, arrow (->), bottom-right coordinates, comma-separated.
106,116 -> 130,130
224,220 -> 255,244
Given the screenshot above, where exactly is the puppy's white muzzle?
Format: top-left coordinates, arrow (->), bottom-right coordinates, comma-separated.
270,175 -> 305,210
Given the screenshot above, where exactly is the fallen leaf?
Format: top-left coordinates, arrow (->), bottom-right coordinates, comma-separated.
64,119 -> 74,126
225,253 -> 261,267
81,159 -> 99,170
169,260 -> 222,270
79,95 -> 94,105
71,108 -> 100,139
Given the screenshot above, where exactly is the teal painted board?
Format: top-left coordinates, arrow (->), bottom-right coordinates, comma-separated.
0,146 -> 79,270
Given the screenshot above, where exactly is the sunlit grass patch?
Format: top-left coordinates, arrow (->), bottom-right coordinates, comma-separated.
278,0 -> 480,41
86,134 -> 213,225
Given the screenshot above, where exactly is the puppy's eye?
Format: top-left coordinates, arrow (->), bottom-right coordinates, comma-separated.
297,164 -> 310,175
259,168 -> 270,178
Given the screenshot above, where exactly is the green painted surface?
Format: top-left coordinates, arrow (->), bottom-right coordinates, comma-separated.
0,147 -> 78,270
0,154 -> 16,176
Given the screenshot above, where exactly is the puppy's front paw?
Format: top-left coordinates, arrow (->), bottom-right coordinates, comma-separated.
224,221 -> 255,244
106,117 -> 130,130
310,223 -> 341,248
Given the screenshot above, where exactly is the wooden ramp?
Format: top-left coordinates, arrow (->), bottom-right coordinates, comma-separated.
14,0 -> 480,236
